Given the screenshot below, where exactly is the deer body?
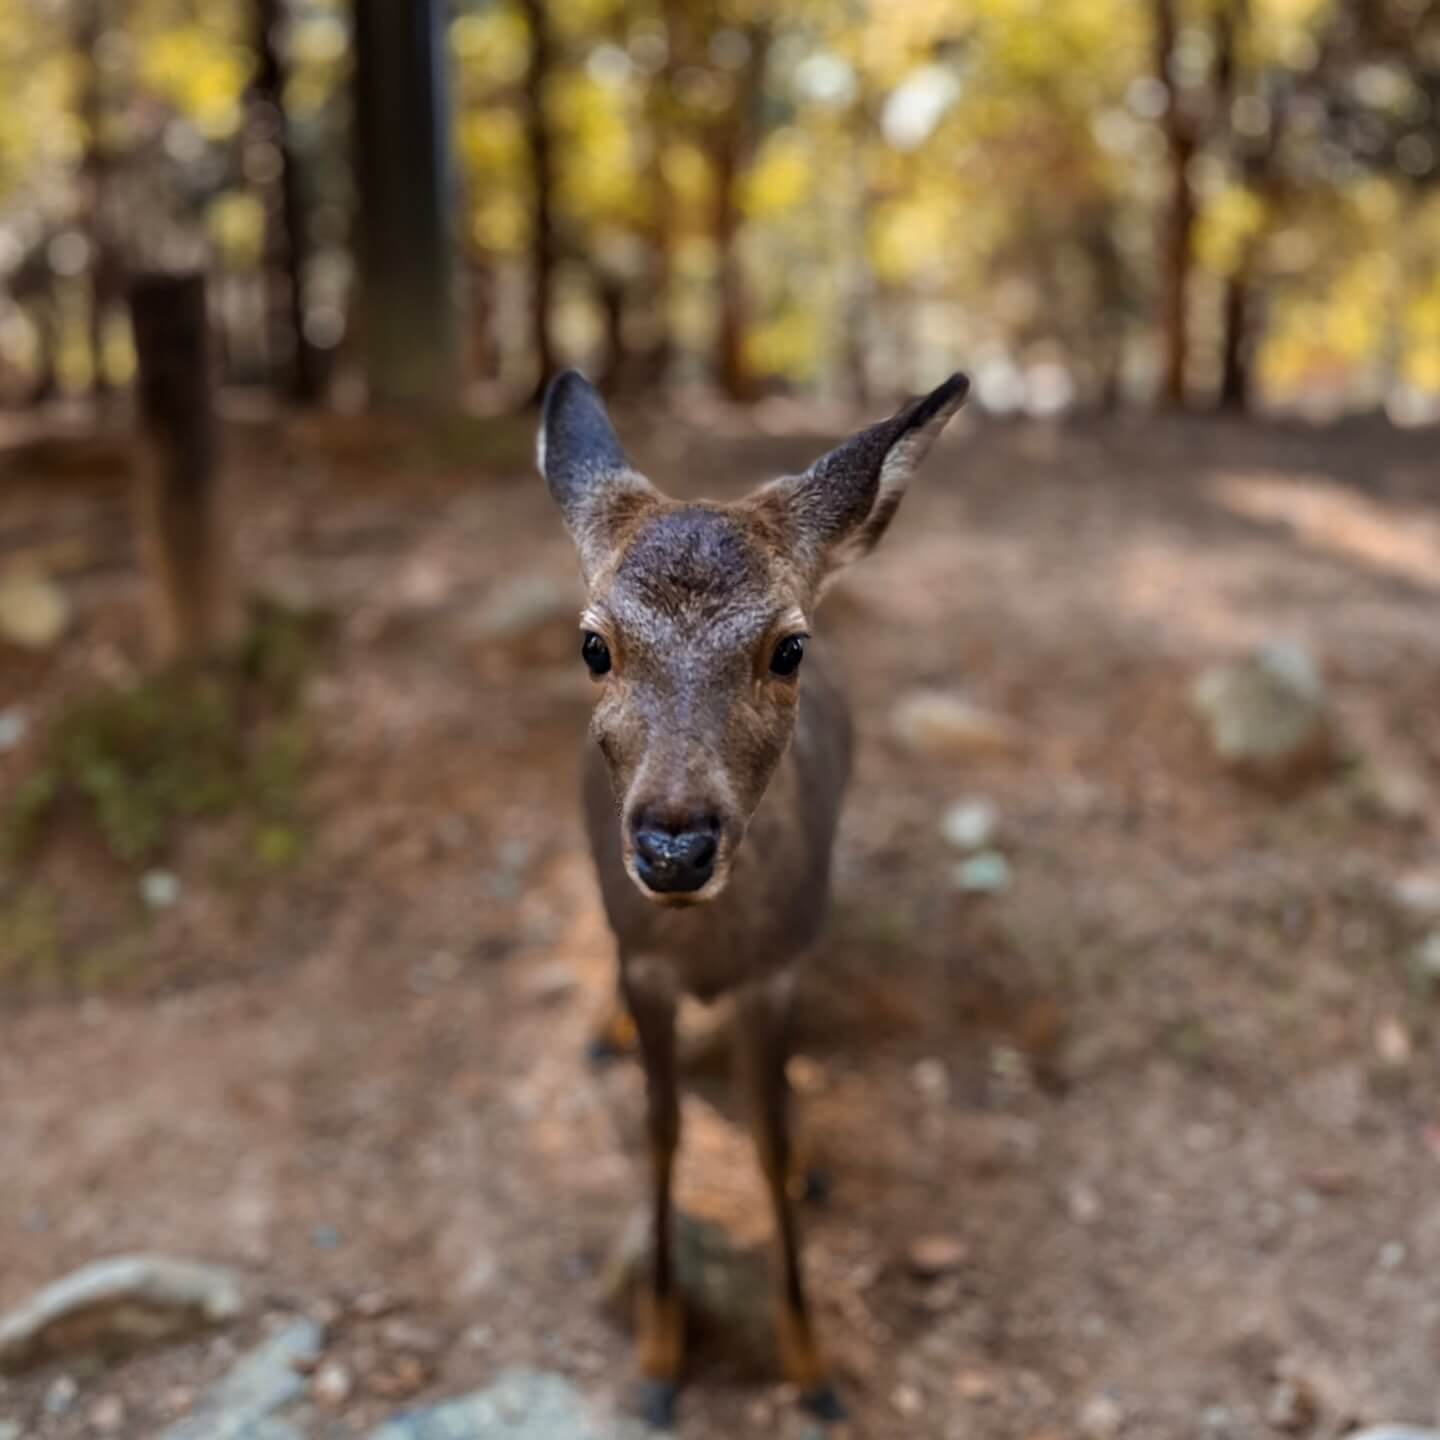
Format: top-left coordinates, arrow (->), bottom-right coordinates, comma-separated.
538,370 -> 968,1428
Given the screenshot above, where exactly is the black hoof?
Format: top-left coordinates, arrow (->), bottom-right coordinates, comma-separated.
800,1383 -> 849,1424
638,1378 -> 679,1430
801,1166 -> 833,1206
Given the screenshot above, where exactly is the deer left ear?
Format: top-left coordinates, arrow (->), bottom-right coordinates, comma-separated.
767,372 -> 969,578
538,369 -> 657,577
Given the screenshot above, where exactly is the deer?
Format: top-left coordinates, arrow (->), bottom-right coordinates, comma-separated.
537,368 -> 970,1429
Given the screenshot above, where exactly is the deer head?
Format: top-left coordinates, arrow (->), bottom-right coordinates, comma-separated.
538,370 -> 969,905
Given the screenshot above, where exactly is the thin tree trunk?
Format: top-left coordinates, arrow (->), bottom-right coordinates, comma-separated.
129,272 -> 233,665
518,0 -> 557,402
351,0 -> 459,410
251,0 -> 322,403
1218,264 -> 1251,409
710,26 -> 769,403
74,0 -> 112,399
1154,0 -> 1195,409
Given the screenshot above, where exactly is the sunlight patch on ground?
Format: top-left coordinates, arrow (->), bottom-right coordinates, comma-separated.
1209,470 -> 1440,593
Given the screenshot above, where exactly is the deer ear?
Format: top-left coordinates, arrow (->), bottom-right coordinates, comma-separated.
770,372 -> 969,578
538,370 -> 656,574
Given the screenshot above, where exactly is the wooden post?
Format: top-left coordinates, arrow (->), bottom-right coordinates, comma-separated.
129,272 -> 231,665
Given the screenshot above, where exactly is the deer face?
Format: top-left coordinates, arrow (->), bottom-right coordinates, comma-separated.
538,371 -> 968,906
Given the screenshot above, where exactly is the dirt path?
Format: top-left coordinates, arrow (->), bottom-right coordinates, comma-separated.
2,412 -> 1438,1439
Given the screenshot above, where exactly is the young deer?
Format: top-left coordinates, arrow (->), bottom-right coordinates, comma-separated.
538,369 -> 970,1428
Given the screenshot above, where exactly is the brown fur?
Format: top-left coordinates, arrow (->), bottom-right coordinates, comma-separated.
537,369 -> 969,1424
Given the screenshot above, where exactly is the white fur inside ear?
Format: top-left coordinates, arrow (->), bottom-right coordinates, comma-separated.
534,422 -> 547,478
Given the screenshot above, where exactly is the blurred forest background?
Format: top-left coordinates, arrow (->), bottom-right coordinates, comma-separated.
2,0 -> 1440,418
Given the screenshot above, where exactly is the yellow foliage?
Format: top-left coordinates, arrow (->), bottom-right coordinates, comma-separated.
139,29 -> 248,140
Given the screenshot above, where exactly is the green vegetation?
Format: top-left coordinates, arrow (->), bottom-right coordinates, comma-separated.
3,601 -> 329,869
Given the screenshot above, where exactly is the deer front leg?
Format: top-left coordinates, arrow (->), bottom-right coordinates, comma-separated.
623,966 -> 684,1429
735,976 -> 846,1424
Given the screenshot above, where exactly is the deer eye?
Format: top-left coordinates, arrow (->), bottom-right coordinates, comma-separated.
770,635 -> 806,677
581,632 -> 612,676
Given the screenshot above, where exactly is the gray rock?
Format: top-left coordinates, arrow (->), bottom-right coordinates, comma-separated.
0,1256 -> 246,1374
940,798 -> 999,852
1191,641 -> 1335,783
158,1319 -> 321,1440
0,707 -> 27,752
1392,871 -> 1440,920
368,1368 -> 650,1439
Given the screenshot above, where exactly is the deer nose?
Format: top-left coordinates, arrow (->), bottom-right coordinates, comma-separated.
632,816 -> 720,894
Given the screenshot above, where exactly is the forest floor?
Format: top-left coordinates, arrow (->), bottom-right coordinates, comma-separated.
1,403 -> 1439,1440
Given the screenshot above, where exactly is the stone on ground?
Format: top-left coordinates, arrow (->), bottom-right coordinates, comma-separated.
1191,640 -> 1335,784
602,1207 -> 775,1376
940,798 -> 999,852
157,1318 -> 321,1440
0,1255 -> 246,1374
891,689 -> 1029,760
367,1368 -> 651,1439
0,567 -> 71,650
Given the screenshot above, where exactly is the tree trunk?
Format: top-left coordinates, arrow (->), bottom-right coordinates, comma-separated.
1154,0 -> 1195,409
129,273 -> 233,665
518,0 -> 557,402
74,0 -> 112,400
709,27 -> 769,403
351,0 -> 459,410
251,0 -> 323,404
1218,265 -> 1251,409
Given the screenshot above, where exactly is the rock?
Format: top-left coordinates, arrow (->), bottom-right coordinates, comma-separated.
0,1255 -> 246,1374
952,851 -> 1013,894
1358,767 -> 1432,826
1191,641 -> 1335,784
139,870 -> 182,911
0,707 -> 27,752
44,1374 -> 79,1416
911,1057 -> 951,1101
0,567 -> 71,650
602,1209 -> 774,1375
892,1382 -> 924,1417
158,1319 -> 321,1440
367,1367 -> 651,1439
88,1394 -> 127,1432
1409,932 -> 1440,993
1345,1432 -> 1440,1440
1080,1392 -> 1125,1439
891,690 -> 1029,760
313,1359 -> 353,1408
906,1235 -> 969,1278
940,798 -> 999,852
1393,872 -> 1440,920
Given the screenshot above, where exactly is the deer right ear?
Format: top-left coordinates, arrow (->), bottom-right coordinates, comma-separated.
538,371 -> 656,575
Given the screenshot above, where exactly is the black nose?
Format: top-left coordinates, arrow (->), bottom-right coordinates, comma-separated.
632,816 -> 720,894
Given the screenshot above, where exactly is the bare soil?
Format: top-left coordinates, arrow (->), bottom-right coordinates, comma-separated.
1,407 -> 1439,1440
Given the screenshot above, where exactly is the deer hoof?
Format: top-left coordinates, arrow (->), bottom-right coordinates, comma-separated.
637,1378 -> 679,1430
800,1382 -> 849,1424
